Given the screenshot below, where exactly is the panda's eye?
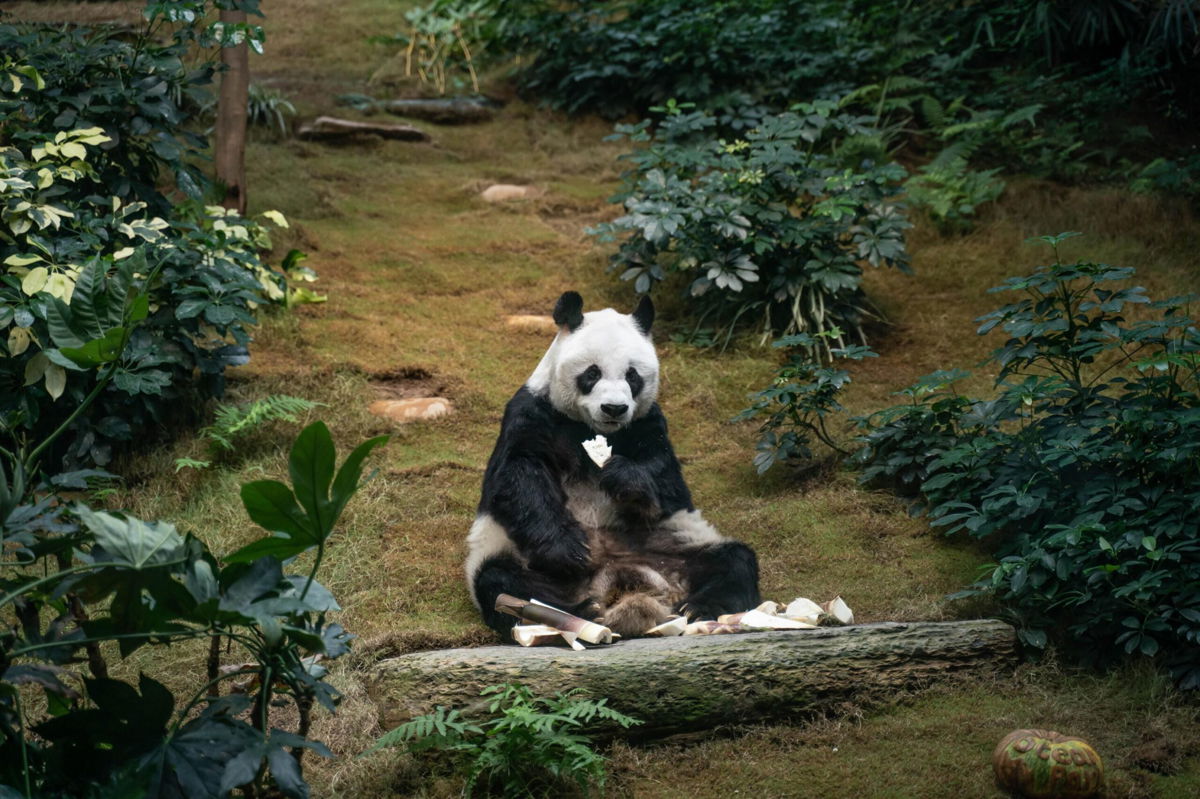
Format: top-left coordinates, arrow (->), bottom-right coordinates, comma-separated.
576,364 -> 602,395
626,367 -> 645,398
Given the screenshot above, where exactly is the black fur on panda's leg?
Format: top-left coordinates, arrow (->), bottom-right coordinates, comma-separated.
471,554 -> 592,637
680,541 -> 761,620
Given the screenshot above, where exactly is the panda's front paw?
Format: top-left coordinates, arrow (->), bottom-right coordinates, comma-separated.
599,456 -> 655,507
529,536 -> 592,578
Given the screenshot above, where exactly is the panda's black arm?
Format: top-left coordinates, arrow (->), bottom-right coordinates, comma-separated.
484,453 -> 591,576
600,405 -> 693,518
479,389 -> 591,576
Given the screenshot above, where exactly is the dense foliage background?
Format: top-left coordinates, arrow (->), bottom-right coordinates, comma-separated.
2,0 -> 1199,795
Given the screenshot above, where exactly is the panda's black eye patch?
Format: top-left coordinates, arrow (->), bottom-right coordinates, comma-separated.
626,367 -> 644,398
576,364 -> 602,395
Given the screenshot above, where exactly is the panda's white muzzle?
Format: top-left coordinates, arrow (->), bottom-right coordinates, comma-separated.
584,381 -> 634,431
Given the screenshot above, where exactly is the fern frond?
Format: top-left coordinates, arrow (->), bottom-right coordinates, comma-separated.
365,706 -> 480,755
202,395 -> 325,452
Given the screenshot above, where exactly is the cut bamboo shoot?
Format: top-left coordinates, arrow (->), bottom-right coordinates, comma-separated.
718,610 -> 817,630
495,594 -> 615,645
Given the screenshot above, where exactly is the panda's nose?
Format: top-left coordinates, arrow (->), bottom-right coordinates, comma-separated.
601,403 -> 628,418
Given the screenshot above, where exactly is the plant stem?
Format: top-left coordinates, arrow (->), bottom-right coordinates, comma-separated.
67,593 -> 109,680
169,665 -> 260,736
16,691 -> 31,799
298,542 -> 323,603
13,628 -> 253,659
207,634 -> 223,697
21,361 -> 119,476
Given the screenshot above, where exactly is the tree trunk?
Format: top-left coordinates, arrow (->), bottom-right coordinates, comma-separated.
367,619 -> 1019,739
215,9 -> 249,215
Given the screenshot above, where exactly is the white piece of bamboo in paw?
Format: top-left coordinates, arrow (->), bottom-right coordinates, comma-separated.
582,435 -> 612,468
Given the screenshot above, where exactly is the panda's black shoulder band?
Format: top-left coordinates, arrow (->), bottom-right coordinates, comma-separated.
553,291 -> 584,331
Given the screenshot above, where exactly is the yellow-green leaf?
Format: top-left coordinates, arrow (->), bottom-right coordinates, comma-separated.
21,266 -> 49,295
262,210 -> 289,228
37,168 -> 54,189
4,254 -> 43,268
45,364 -> 66,400
6,73 -> 21,93
59,142 -> 87,160
45,273 -> 76,303
72,127 -> 111,145
112,247 -> 135,260
8,327 -> 32,356
23,352 -> 49,386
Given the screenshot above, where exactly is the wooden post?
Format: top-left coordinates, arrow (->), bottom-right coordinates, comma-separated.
366,619 -> 1020,739
215,8 -> 249,215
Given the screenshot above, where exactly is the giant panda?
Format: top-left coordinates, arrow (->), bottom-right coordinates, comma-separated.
464,291 -> 760,639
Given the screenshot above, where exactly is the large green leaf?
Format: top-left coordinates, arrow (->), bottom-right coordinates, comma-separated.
45,297 -> 86,349
141,699 -> 261,799
218,557 -> 284,619
288,421 -> 337,538
60,326 -> 127,367
77,506 -> 185,569
330,434 -> 389,522
66,258 -> 108,338
225,481 -> 315,563
267,730 -> 331,799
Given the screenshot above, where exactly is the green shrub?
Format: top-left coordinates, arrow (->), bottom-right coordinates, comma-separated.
370,0 -> 496,95
367,683 -> 640,797
479,0 -> 1195,201
1,8 -> 305,471
591,103 -> 910,347
854,234 -> 1200,686
0,419 -> 387,797
492,0 -> 873,118
735,330 -> 876,473
904,152 -> 1005,233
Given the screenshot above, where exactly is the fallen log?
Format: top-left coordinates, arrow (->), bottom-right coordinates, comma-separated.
336,94 -> 497,125
297,116 -> 430,143
367,619 -> 1018,739
373,98 -> 495,124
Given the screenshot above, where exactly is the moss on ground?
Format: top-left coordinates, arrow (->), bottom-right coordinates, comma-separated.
6,1 -> 1199,796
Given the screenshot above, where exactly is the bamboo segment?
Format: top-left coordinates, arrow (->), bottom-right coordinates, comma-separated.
495,594 -> 616,645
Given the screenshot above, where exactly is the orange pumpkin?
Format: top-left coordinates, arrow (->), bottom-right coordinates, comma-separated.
993,729 -> 1103,799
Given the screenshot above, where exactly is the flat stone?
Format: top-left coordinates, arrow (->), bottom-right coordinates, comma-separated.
481,184 -> 531,202
369,397 -> 453,422
504,314 -> 557,332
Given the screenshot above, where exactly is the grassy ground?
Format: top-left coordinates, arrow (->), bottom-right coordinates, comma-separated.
7,1 -> 1200,797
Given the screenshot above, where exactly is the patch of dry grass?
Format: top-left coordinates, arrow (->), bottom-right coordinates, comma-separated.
7,1 -> 1200,797
607,659 -> 1200,799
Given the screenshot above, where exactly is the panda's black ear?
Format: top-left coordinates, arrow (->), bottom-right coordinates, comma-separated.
553,291 -> 584,332
632,294 -> 654,334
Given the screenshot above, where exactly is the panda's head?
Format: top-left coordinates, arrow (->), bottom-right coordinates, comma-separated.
526,291 -> 659,433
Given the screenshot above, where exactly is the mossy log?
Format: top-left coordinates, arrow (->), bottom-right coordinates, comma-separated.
297,116 -> 430,142
368,619 -> 1018,738
371,98 -> 495,125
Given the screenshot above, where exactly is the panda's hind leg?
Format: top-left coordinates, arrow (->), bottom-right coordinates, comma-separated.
471,554 -> 592,638
680,541 -> 761,621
